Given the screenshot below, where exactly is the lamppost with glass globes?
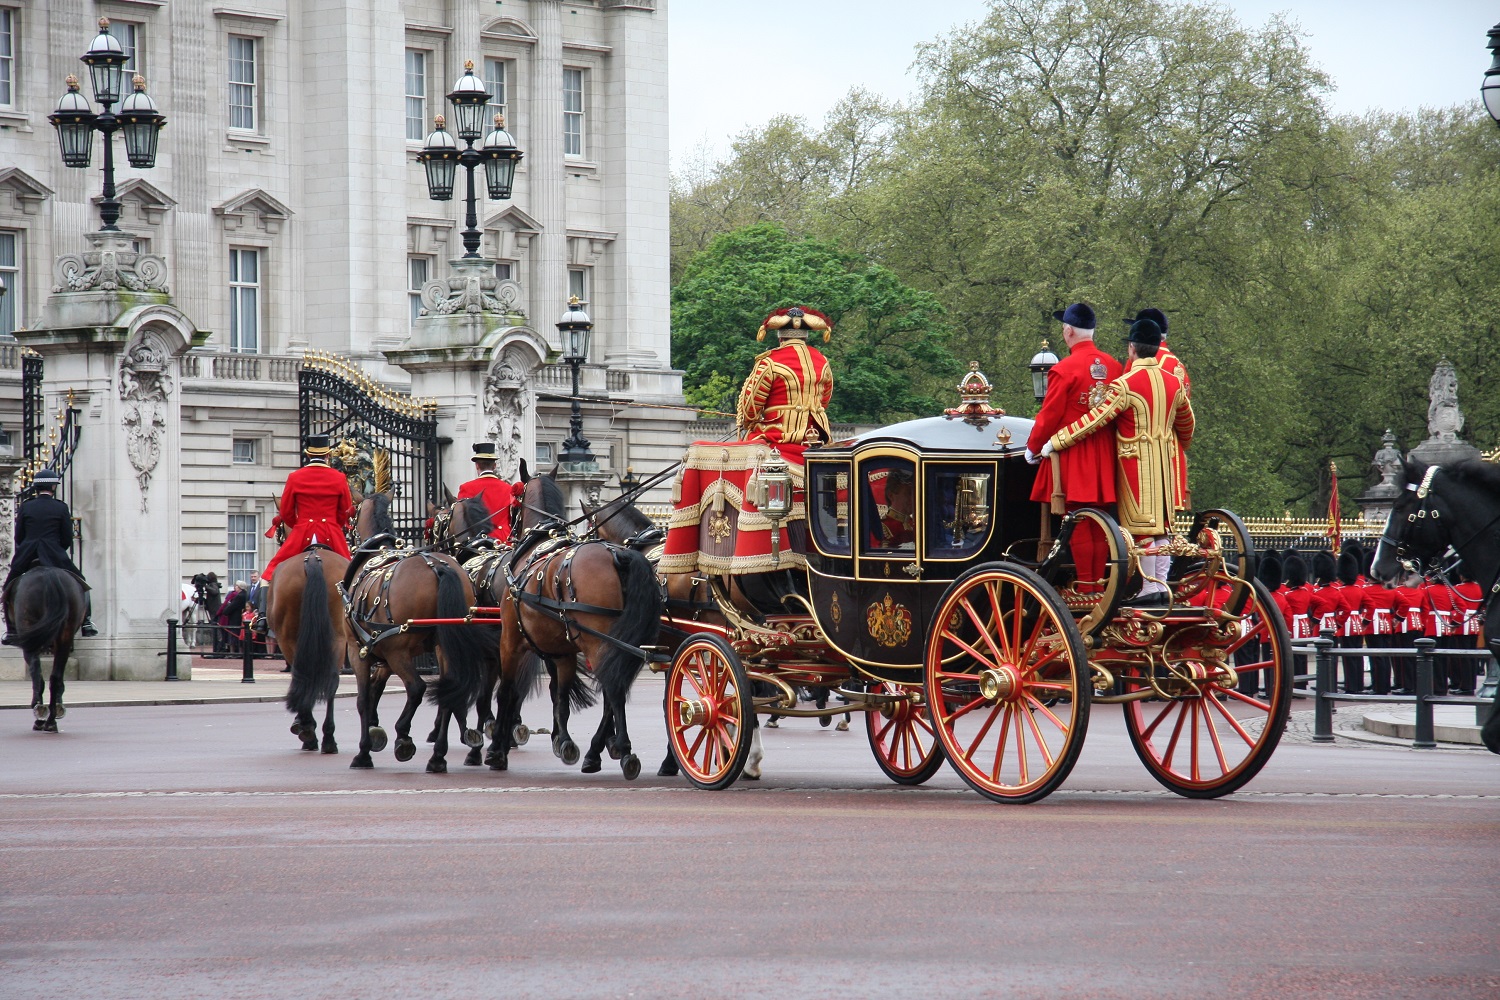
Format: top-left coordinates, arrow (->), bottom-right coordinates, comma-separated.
556,296 -> 595,467
1028,339 -> 1059,408
1483,23 -> 1500,127
48,18 -> 166,232
418,61 -> 523,257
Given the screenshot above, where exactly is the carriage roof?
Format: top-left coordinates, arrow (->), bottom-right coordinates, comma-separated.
819,411 -> 1035,459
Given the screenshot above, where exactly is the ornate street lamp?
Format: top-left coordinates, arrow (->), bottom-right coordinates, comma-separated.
557,296 -> 595,466
618,466 -> 641,495
1483,23 -> 1500,125
418,61 -> 525,258
1028,339 -> 1059,405
48,20 -> 166,232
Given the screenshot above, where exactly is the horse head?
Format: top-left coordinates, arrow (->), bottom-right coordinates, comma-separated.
1371,458 -> 1446,583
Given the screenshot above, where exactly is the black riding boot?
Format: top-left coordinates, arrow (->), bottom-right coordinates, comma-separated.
80,593 -> 97,637
1,579 -> 15,645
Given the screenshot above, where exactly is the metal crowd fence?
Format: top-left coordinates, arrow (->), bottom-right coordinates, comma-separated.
1290,630 -> 1496,749
162,618 -> 283,684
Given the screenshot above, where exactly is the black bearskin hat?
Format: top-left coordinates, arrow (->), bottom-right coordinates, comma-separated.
1283,553 -> 1308,588
1336,551 -> 1359,587
1257,551 -> 1283,591
1312,551 -> 1337,587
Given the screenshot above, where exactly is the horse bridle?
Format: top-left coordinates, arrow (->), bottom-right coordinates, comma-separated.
1380,465 -> 1500,602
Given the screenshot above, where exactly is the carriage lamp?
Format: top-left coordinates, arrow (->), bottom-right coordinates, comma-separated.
947,473 -> 992,544
557,297 -> 596,467
756,453 -> 795,566
419,62 -> 525,258
1484,23 -> 1500,124
49,20 -> 166,231
1029,339 -> 1059,404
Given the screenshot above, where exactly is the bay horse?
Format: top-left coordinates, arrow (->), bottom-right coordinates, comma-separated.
491,473 -> 662,779
267,547 -> 351,753
344,491 -> 497,772
13,567 -> 87,732
1371,457 -> 1500,753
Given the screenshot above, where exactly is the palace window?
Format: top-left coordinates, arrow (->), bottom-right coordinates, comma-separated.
484,58 -> 508,125
0,9 -> 15,107
226,513 -> 259,588
405,49 -> 427,142
228,248 -> 260,354
568,267 -> 588,306
0,230 -> 19,338
563,68 -> 585,157
119,21 -> 144,78
228,35 -> 258,131
231,438 -> 258,465
494,260 -> 516,282
408,255 -> 430,328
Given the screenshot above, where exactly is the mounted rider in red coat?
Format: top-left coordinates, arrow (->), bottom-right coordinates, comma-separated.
261,434 -> 354,582
1026,302 -> 1123,592
456,441 -> 514,542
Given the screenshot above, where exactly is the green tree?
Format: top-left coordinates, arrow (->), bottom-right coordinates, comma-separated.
671,223 -> 959,424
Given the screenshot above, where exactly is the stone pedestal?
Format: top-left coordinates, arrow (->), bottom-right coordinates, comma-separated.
14,231 -> 205,680
554,464 -> 611,523
386,257 -> 553,491
1408,359 -> 1481,468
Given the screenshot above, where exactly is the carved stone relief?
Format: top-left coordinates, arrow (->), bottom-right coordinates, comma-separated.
119,334 -> 174,512
54,231 -> 169,294
482,348 -> 534,481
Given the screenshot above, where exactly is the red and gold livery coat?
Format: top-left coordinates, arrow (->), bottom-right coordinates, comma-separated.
1048,357 -> 1194,536
1026,341 -> 1123,505
735,339 -> 833,466
262,462 -> 354,580
457,472 -> 514,542
1158,345 -> 1191,507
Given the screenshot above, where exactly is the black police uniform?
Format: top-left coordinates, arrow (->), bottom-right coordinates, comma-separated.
3,489 -> 94,639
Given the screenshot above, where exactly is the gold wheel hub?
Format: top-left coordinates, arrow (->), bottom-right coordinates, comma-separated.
678,698 -> 714,728
978,665 -> 1021,702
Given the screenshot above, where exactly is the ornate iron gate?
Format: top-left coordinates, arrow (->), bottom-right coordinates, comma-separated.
298,351 -> 440,544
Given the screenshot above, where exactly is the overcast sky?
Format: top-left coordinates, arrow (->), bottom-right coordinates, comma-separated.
668,1 -> 1499,170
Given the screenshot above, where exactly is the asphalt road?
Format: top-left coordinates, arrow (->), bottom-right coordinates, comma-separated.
1,682 -> 1496,999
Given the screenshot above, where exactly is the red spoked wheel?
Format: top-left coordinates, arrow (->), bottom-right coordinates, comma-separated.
923,562 -> 1092,804
1123,579 -> 1292,798
864,682 -> 944,785
665,634 -> 753,791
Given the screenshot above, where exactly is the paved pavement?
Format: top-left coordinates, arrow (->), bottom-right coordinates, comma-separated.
0,680 -> 1495,998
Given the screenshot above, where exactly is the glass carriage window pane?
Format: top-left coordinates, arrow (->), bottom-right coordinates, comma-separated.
860,459 -> 918,554
925,465 -> 995,559
0,10 -> 14,107
405,49 -> 426,142
484,58 -> 507,123
228,35 -> 257,131
809,464 -> 851,555
563,68 -> 584,157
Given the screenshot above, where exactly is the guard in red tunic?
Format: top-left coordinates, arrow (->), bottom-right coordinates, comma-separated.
1041,317 -> 1193,605
456,442 -> 513,543
261,434 -> 353,582
1026,302 -> 1123,592
1125,308 -> 1191,508
1453,568 -> 1484,695
1391,572 -> 1427,694
736,306 -> 835,466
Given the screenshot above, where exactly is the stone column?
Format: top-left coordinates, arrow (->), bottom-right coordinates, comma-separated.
529,0 -> 568,344
17,231 -> 205,680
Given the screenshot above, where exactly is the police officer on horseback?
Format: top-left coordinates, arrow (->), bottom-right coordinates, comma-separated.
2,469 -> 96,644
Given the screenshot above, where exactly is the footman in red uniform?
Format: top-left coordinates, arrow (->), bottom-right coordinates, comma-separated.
457,442 -> 514,542
262,434 -> 354,582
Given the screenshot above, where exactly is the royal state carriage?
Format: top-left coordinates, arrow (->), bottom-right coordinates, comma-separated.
656,366 -> 1292,803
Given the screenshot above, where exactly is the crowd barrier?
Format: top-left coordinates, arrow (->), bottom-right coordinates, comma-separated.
162,618 -> 283,684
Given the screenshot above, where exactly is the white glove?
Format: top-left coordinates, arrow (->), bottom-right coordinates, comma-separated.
1040,441 -> 1056,458
1025,448 -> 1040,465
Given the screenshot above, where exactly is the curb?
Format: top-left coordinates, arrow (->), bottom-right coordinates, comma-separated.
0,691 -> 358,711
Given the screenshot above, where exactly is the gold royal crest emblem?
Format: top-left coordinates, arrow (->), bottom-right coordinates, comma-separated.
866,593 -> 913,648
707,510 -> 732,543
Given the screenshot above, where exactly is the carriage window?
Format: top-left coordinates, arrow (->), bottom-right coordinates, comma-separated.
926,465 -> 994,559
859,458 -> 918,554
808,463 -> 851,555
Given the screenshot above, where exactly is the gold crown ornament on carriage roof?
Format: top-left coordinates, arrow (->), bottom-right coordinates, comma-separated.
757,306 -> 833,343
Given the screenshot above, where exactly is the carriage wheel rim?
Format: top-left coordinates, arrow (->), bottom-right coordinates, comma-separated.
668,641 -> 743,784
1123,584 -> 1289,792
926,568 -> 1086,799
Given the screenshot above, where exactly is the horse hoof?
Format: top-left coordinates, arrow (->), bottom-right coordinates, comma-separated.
657,756 -> 679,778
483,719 -> 496,740
464,748 -> 482,766
607,740 -> 624,761
321,740 -> 338,755
32,703 -> 47,720
765,718 -> 779,729
290,722 -> 309,738
301,738 -> 319,752
42,720 -> 58,733
580,756 -> 602,774
54,705 -> 65,720
835,720 -> 850,732
350,755 -> 374,769
368,727 -> 388,753
394,737 -> 416,763
426,758 -> 447,774
742,769 -> 760,781
819,715 -> 832,728
561,742 -> 580,767
513,724 -> 531,747
32,719 -> 46,731
621,754 -> 641,781
461,728 -> 483,749
488,756 -> 508,771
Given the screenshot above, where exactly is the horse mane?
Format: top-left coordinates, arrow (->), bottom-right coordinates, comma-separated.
536,476 -> 566,518
1432,458 -> 1500,495
460,495 -> 492,535
368,492 -> 395,535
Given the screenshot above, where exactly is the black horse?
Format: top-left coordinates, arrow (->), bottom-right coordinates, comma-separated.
14,567 -> 87,732
1370,457 -> 1500,753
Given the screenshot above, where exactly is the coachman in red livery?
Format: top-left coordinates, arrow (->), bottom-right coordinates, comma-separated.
262,434 -> 354,582
456,441 -> 514,542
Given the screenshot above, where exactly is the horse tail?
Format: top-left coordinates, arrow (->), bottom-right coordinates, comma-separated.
429,560 -> 495,716
592,545 -> 665,706
285,554 -> 340,714
14,569 -> 81,654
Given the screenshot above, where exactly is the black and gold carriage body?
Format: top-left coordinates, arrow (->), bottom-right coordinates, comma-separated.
802,411 -> 1040,684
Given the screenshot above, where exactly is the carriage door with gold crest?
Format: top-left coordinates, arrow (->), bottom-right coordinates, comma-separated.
850,453 -> 924,663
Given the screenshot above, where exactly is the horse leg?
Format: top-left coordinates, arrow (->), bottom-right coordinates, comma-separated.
43,647 -> 67,733
294,707 -> 319,751
386,650 -> 426,765
609,691 -> 640,781
349,655 -> 379,768
549,658 -> 581,767
427,700 -> 453,774
657,679 -> 680,777
319,694 -> 338,754
467,663 -> 496,767
743,717 -> 763,780
581,699 -> 612,773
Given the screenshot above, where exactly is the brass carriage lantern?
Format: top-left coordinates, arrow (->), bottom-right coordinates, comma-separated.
1029,339 -> 1059,405
756,452 -> 795,565
1483,23 -> 1500,124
